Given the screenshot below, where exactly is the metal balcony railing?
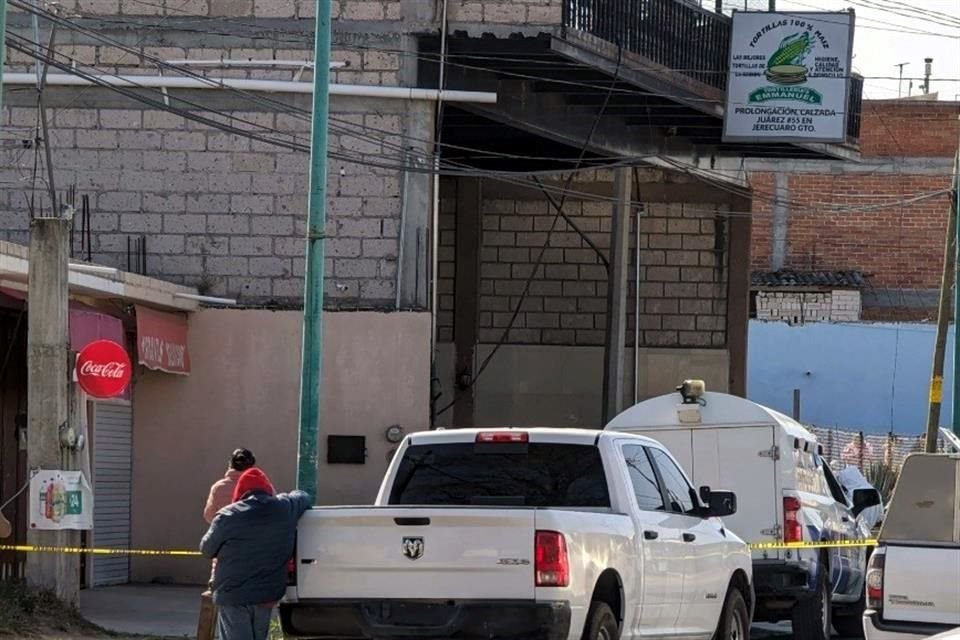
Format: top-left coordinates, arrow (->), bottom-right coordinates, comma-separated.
562,0 -> 732,90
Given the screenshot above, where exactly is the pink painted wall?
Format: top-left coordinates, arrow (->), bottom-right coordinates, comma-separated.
130,309 -> 430,584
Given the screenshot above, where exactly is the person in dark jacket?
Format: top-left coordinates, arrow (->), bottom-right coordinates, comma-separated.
200,467 -> 312,640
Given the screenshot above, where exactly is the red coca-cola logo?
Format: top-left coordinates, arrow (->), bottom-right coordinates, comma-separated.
76,340 -> 132,398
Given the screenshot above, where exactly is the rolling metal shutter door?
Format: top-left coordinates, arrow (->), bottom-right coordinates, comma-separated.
92,402 -> 132,587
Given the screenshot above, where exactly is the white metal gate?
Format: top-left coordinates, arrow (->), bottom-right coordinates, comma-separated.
91,402 -> 132,587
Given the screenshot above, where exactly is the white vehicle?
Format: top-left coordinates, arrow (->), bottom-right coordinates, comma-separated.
606,384 -> 881,640
863,454 -> 960,640
280,428 -> 753,640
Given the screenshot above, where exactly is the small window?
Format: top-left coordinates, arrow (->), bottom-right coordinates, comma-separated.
648,448 -> 698,516
623,445 -> 665,511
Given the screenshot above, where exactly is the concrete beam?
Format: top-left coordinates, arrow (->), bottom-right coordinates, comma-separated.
602,167 -> 632,423
398,102 -> 435,309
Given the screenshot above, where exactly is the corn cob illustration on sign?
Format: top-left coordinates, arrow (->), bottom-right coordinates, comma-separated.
723,11 -> 854,143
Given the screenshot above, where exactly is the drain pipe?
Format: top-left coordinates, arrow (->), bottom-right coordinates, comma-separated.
1,72 -> 497,103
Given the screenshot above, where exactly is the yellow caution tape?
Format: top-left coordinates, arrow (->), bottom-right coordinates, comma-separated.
0,544 -> 201,557
749,539 -> 878,550
1,540 -> 879,557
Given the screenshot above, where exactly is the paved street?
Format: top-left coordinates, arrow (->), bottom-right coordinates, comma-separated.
75,585 -> 854,640
79,585 -> 198,639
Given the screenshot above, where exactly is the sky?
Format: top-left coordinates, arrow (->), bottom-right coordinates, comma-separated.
730,0 -> 960,101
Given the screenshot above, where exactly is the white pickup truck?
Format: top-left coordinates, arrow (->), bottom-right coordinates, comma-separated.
864,453 -> 960,640
280,428 -> 754,640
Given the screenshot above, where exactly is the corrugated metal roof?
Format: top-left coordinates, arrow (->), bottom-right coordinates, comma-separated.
752,269 -> 866,289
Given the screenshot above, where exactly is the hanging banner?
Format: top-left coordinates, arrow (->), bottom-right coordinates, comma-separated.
76,339 -> 133,399
723,11 -> 855,143
29,470 -> 93,531
135,305 -> 191,375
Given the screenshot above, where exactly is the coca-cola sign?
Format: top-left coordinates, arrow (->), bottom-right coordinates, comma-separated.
76,340 -> 132,398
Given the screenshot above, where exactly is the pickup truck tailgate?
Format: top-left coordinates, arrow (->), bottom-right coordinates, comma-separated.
882,546 -> 960,625
297,508 -> 536,600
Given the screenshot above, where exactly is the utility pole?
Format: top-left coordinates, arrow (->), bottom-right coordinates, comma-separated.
951,118 -> 960,438
768,0 -> 776,10
894,62 -> 909,98
295,1 -> 332,497
926,143 -> 958,452
26,216 -> 80,602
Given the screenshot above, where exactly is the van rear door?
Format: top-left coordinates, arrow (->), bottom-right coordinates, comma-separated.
691,426 -> 780,551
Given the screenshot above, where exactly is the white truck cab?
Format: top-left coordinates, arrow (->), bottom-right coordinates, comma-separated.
606,386 -> 881,640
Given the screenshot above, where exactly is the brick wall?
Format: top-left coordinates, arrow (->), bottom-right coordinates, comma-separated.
859,101 -> 960,158
750,100 -> 958,312
750,172 -> 952,292
439,178 -> 729,348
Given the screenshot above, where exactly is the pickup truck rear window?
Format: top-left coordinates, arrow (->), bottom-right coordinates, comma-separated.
388,443 -> 611,508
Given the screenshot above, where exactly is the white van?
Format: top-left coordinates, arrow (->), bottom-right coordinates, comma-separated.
606,385 -> 881,640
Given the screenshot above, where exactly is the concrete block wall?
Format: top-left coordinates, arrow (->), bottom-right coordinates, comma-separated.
755,290 -> 862,324
0,98 -> 408,307
439,178 -> 729,348
0,1 -> 430,308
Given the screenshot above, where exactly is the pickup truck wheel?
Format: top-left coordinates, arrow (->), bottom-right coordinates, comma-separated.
792,565 -> 832,640
716,587 -> 749,640
583,601 -> 619,640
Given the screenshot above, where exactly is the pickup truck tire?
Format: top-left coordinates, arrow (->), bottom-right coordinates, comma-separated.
716,586 -> 749,640
792,562 -> 831,640
582,601 -> 619,640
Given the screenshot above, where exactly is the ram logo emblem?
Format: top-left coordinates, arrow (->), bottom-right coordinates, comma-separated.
402,536 -> 424,561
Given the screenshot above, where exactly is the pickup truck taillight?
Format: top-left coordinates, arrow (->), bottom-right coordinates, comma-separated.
535,530 -> 569,588
866,551 -> 884,610
783,496 -> 802,543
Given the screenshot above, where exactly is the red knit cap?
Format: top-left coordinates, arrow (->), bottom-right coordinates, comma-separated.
232,467 -> 275,502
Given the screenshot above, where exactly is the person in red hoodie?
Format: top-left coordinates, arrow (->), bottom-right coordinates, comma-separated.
200,468 -> 312,640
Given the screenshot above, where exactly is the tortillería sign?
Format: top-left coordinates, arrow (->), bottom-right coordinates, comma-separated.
723,11 -> 855,143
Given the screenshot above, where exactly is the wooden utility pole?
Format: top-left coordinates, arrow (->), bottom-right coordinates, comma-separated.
602,167 -> 633,424
26,216 -> 80,602
925,150 -> 958,453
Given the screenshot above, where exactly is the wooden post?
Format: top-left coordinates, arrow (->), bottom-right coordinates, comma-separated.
25,216 -> 80,603
453,178 -> 482,426
603,168 -> 632,424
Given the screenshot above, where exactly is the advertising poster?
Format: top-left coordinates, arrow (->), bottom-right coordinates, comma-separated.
723,11 -> 855,143
29,470 -> 94,531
